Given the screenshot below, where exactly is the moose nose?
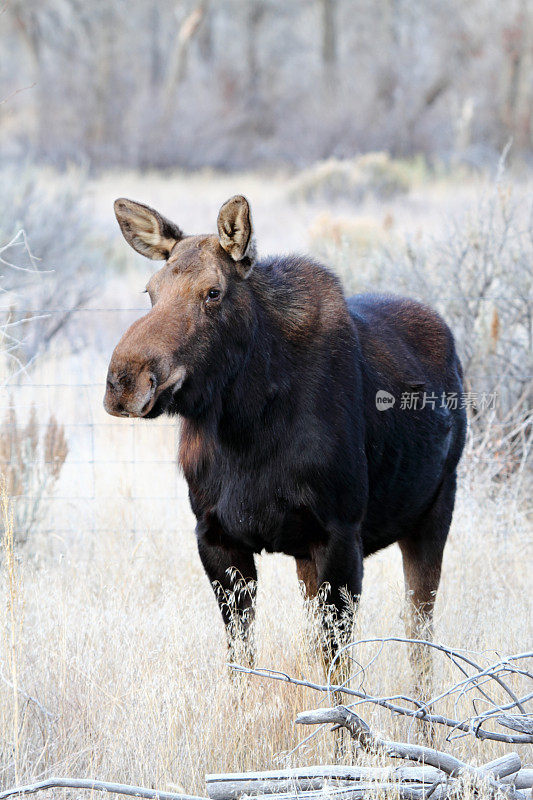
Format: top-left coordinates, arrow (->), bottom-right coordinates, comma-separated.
103,369 -> 157,418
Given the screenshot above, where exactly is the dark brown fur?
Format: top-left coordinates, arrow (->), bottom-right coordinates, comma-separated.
104,195 -> 467,678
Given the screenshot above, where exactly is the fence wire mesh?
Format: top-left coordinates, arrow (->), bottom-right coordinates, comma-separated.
1,305 -> 530,546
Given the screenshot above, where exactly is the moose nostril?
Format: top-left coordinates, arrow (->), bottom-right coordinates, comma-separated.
107,374 -> 122,394
137,373 -> 157,416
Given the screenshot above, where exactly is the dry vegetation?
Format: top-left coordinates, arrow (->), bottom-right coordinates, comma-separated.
310,171 -> 533,479
288,154 -> 427,204
0,406 -> 68,549
0,458 -> 531,797
1,1 -> 532,794
1,1 -> 532,168
0,165 -> 531,799
0,166 -> 123,363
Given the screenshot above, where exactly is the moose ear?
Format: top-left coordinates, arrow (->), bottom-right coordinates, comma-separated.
217,195 -> 256,277
114,198 -> 184,260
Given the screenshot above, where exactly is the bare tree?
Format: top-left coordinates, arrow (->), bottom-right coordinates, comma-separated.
1,0 -> 532,168
321,0 -> 337,89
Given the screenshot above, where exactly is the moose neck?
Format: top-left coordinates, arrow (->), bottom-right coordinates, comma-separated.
182,254 -> 354,456
218,299 -> 295,450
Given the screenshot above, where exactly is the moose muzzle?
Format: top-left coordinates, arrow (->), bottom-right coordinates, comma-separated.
104,355 -> 186,419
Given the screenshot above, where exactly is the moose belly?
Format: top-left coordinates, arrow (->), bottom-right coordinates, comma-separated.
214,482 -> 318,556
215,490 -> 286,552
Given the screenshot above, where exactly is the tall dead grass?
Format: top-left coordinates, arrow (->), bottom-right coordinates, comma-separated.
0,406 -> 68,549
0,459 -> 531,796
0,170 -> 531,798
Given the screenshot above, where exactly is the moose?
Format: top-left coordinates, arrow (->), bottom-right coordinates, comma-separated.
104,195 -> 467,676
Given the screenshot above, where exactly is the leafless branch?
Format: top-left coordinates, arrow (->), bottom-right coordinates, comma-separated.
0,778 -> 207,800
230,640 -> 533,745
498,715 -> 533,735
296,706 -> 529,799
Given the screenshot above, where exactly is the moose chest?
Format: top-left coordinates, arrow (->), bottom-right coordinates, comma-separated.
181,430 -> 318,555
215,469 -> 287,551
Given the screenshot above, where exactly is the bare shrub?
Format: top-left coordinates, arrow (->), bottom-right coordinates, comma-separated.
0,405 -> 68,548
288,153 -> 427,204
309,212 -> 398,263
310,178 -> 533,480
0,165 -> 123,367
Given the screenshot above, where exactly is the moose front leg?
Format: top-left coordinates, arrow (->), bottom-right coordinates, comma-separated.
196,521 -> 257,667
312,522 -> 364,762
313,522 -> 364,686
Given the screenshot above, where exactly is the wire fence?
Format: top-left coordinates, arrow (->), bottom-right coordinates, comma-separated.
1,309 -> 186,543
1,304 -> 531,545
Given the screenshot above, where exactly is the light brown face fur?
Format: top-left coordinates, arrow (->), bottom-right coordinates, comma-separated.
149,235 -> 229,309
103,196 -> 255,418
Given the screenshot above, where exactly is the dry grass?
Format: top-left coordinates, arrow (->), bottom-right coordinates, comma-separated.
0,168 -> 531,799
288,154 -> 429,204
0,405 -> 68,548
0,453 -> 531,797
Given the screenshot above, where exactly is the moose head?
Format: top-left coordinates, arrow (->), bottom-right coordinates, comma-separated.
103,195 -> 257,420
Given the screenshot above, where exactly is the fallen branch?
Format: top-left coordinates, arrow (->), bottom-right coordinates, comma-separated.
498,715 -> 533,735
207,759 -> 533,800
0,778 -> 207,800
479,754 -> 524,779
223,783 -> 431,800
501,770 -> 533,790
206,765 -> 446,800
297,707 -> 475,777
296,706 -> 528,799
232,664 -> 532,744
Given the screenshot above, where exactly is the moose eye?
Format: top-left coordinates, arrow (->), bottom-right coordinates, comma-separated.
206,288 -> 221,302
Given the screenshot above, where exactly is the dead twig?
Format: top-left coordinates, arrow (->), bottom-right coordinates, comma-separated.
0,778 -> 207,800
498,715 -> 533,735
230,641 -> 533,745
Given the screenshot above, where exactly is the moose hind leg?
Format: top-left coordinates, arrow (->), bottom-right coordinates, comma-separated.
296,557 -> 319,598
399,472 -> 457,721
295,557 -> 323,674
197,524 -> 257,667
